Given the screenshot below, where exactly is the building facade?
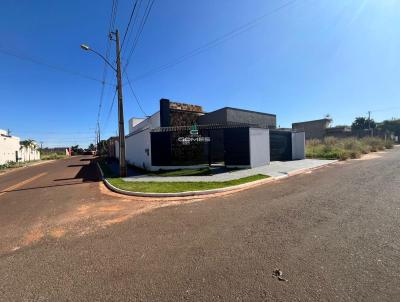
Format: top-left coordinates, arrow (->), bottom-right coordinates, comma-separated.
0,129 -> 40,165
117,99 -> 305,171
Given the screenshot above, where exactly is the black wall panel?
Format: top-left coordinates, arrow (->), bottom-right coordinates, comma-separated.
270,131 -> 292,161
224,128 -> 250,166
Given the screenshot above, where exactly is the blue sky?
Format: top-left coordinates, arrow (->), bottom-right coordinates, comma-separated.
1,0 -> 400,147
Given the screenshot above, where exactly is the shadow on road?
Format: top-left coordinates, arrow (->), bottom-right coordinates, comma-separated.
54,158 -> 100,183
0,157 -> 101,194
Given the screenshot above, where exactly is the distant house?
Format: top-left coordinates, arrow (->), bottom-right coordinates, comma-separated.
0,129 -> 40,165
292,118 -> 391,140
292,118 -> 332,140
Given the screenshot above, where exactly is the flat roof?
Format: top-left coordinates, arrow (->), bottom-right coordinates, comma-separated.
292,118 -> 332,125
207,107 -> 276,117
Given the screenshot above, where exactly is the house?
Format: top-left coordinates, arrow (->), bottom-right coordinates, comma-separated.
116,99 -> 305,171
0,129 -> 40,165
292,118 -> 332,140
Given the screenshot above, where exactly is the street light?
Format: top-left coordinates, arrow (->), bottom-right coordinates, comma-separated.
80,32 -> 127,177
80,44 -> 117,72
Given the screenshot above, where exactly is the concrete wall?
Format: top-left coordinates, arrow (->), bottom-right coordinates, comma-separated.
0,133 -> 20,165
227,108 -> 276,128
128,118 -> 145,134
123,112 -> 161,169
130,111 -> 160,133
291,132 -> 305,160
198,107 -> 276,128
249,128 -> 270,168
0,131 -> 40,164
292,119 -> 331,140
19,146 -> 40,162
125,129 -> 152,170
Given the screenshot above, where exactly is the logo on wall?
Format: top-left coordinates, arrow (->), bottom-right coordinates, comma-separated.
178,123 -> 211,145
190,124 -> 199,136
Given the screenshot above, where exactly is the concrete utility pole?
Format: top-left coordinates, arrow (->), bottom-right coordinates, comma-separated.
112,30 -> 127,177
368,111 -> 372,137
80,29 -> 127,177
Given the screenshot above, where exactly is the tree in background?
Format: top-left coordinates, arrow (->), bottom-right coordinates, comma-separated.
20,139 -> 37,161
378,119 -> 400,137
88,143 -> 96,151
96,140 -> 109,157
351,117 -> 376,130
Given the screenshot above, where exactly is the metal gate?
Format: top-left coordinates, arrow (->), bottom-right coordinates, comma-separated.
270,131 -> 292,161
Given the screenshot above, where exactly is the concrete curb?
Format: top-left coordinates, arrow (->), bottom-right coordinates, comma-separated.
97,161 -> 335,198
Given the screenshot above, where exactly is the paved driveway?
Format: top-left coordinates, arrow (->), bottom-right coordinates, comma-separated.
1,149 -> 400,301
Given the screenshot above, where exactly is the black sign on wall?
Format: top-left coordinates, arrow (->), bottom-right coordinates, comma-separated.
224,128 -> 250,166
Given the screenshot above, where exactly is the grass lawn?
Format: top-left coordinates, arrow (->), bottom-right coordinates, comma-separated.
106,174 -> 269,193
147,168 -> 213,177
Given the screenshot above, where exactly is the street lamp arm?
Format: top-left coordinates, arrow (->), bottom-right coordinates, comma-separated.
89,49 -> 117,72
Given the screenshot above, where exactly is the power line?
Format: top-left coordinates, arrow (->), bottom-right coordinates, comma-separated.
125,73 -> 147,116
102,88 -> 118,133
123,0 -> 155,70
96,0 -> 119,143
120,0 -> 139,51
131,0 -> 299,82
0,48 -> 111,85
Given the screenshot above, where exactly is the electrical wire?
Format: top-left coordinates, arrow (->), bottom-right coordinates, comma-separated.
102,88 -> 118,133
131,0 -> 299,82
96,0 -> 119,142
123,0 -> 155,70
0,48 -> 111,85
125,73 -> 147,116
120,0 -> 139,51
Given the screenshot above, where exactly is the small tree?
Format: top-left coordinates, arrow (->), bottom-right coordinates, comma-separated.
20,139 -> 36,162
88,143 -> 96,151
379,118 -> 400,137
351,117 -> 376,130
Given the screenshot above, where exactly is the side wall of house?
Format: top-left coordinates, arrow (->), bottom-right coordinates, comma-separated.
291,132 -> 306,160
292,119 -> 330,140
0,135 -> 20,165
249,128 -> 270,167
125,129 -> 152,170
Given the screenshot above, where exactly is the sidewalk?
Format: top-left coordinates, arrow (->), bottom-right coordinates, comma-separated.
122,159 -> 336,183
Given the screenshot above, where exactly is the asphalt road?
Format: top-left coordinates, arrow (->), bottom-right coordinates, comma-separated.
1,149 -> 400,301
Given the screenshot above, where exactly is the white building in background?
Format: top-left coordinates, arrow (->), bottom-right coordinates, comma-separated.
0,129 -> 40,165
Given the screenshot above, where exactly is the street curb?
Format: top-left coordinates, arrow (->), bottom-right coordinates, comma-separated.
97,161 -> 336,198
97,162 -> 277,197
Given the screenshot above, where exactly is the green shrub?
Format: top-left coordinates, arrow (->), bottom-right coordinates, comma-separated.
385,140 -> 394,149
361,137 -> 385,152
323,136 -> 338,146
306,136 -> 391,160
41,153 -> 67,160
307,139 -> 321,147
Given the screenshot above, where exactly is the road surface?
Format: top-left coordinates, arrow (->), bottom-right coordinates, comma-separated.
0,149 -> 399,301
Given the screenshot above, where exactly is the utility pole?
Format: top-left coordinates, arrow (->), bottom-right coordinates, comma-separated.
80,29 -> 127,176
368,111 -> 372,137
112,29 -> 127,177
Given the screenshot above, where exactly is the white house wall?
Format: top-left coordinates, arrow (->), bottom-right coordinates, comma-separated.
19,146 -> 41,162
0,132 -> 41,165
292,132 -> 306,160
0,134 -> 20,165
125,129 -> 152,170
249,128 -> 270,168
